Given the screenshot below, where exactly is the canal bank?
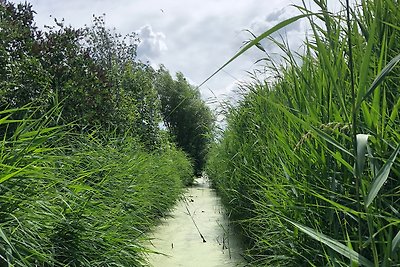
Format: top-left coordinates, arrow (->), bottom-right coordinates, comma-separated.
147,177 -> 245,267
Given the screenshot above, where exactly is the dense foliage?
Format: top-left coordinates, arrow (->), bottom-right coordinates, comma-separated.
207,0 -> 400,266
1,2 -> 165,147
156,67 -> 214,176
0,110 -> 192,266
0,1 -> 207,266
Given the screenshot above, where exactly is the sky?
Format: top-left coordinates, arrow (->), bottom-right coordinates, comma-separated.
13,0 -> 342,108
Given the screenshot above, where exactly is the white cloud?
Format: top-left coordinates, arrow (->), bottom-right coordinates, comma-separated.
249,6 -> 304,47
136,24 -> 167,62
14,0 -> 351,107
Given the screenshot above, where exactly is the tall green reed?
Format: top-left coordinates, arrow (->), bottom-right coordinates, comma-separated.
1,107 -> 193,266
206,0 -> 400,265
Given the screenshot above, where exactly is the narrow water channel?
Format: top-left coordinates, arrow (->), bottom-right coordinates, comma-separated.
146,177 -> 246,267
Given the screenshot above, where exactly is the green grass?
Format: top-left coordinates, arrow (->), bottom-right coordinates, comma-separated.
206,0 -> 400,265
0,106 -> 193,266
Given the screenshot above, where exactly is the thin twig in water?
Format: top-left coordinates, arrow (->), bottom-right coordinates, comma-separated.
184,198 -> 206,243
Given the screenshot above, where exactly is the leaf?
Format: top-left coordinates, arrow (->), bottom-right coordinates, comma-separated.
382,21 -> 400,31
307,188 -> 360,219
356,18 -> 377,106
0,114 -> 12,125
387,97 -> 400,130
332,151 -> 353,172
0,227 -> 12,248
365,143 -> 400,207
68,184 -> 98,193
279,158 -> 298,197
356,54 -> 400,110
267,100 -> 353,159
0,164 -> 31,184
392,230 -> 400,254
355,134 -> 370,177
0,226 -> 27,264
199,12 -> 319,87
286,220 -> 373,267
311,126 -> 353,157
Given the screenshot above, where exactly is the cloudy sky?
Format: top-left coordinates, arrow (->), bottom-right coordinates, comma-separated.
14,0 -> 340,106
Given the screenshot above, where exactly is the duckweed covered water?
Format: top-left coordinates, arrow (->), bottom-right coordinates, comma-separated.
147,177 -> 245,267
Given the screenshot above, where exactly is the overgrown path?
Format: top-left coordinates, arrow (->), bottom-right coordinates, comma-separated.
146,177 -> 245,267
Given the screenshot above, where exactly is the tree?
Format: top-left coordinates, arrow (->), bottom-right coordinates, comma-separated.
155,67 -> 214,175
0,2 -> 115,129
0,1 -> 51,110
0,4 -> 162,149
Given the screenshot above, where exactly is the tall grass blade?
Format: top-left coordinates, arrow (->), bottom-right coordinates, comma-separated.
392,230 -> 400,254
267,101 -> 352,158
199,13 -> 318,87
0,227 -> 12,249
311,126 -> 353,157
356,134 -> 370,177
356,18 -> 377,106
0,164 -> 32,184
356,54 -> 400,110
365,143 -> 400,207
0,226 -> 26,265
279,159 -> 298,197
286,220 -> 374,267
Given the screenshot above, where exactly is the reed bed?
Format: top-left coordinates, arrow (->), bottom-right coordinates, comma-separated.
0,107 -> 193,266
206,0 -> 400,265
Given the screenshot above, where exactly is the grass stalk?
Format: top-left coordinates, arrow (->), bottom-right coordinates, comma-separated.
345,0 -> 363,253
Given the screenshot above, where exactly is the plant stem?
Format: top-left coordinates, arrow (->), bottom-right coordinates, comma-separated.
346,0 -> 362,252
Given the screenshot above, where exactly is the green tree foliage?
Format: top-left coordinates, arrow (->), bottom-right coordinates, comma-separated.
0,2 -> 163,149
38,24 -> 115,128
0,2 -> 51,110
155,67 -> 214,175
83,15 -> 162,148
0,1 -> 115,129
118,63 -> 161,149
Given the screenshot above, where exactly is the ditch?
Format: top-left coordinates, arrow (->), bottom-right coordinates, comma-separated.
146,177 -> 246,267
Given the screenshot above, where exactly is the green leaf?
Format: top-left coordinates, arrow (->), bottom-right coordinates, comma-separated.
0,164 -> 31,184
0,227 -> 12,248
356,54 -> 400,111
68,184 -> 98,193
199,12 -> 319,87
311,126 -> 353,157
392,230 -> 400,254
356,19 -> 377,106
365,143 -> 400,207
0,114 -> 12,125
355,134 -> 370,177
307,189 -> 360,218
286,220 -> 373,267
279,158 -> 298,197
382,20 -> 400,31
387,97 -> 400,130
